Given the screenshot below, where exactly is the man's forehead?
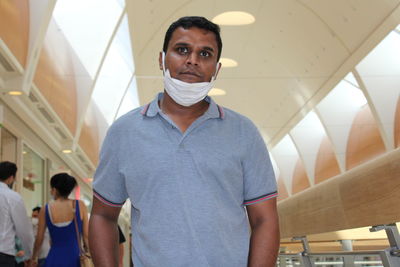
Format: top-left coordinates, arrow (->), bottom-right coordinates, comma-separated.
169,27 -> 218,47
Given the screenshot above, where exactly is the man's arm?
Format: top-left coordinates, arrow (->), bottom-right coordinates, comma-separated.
89,196 -> 122,267
11,197 -> 34,258
246,198 -> 280,267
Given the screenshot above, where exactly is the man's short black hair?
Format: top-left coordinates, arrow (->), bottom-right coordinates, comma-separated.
32,206 -> 41,212
163,16 -> 223,61
0,161 -> 17,181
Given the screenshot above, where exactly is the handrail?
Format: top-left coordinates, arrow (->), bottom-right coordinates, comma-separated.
278,148 -> 400,239
279,250 -> 383,256
278,226 -> 400,266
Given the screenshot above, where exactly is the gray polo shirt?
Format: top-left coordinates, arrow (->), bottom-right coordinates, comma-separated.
93,93 -> 277,267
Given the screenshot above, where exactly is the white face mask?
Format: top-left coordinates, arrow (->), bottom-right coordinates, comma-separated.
162,52 -> 219,107
32,217 -> 39,226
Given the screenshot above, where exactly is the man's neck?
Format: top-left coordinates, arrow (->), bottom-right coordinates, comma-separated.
159,91 -> 209,133
1,177 -> 12,186
160,91 -> 209,119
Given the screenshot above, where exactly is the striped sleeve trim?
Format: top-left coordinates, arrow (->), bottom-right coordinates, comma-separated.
93,190 -> 125,207
244,191 -> 278,206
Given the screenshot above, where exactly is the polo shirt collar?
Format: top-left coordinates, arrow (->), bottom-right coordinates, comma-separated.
141,92 -> 225,119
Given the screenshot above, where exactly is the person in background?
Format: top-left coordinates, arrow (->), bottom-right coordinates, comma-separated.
15,237 -> 26,267
32,207 -> 50,266
0,161 -> 34,267
118,225 -> 126,267
30,173 -> 89,267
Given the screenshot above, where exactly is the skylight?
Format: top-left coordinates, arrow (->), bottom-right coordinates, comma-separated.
91,24 -> 134,125
53,0 -> 123,78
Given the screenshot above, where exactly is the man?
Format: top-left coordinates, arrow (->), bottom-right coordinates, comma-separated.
0,161 -> 34,266
31,207 -> 50,267
90,16 -> 279,267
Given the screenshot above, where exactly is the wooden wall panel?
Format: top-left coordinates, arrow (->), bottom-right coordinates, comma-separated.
79,122 -> 99,167
278,148 -> 400,239
315,136 -> 340,184
277,176 -> 289,201
395,97 -> 400,148
292,159 -> 310,194
34,21 -> 77,135
346,105 -> 385,170
0,0 -> 29,67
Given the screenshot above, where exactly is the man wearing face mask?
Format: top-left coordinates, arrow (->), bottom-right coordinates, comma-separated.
31,207 -> 50,266
90,16 -> 279,267
0,161 -> 34,266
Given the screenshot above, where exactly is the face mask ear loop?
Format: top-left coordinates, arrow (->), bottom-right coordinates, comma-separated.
211,62 -> 220,82
162,51 -> 167,73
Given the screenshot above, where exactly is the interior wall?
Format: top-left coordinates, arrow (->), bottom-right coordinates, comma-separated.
346,105 -> 386,170
395,96 -> 400,148
277,176 -> 289,201
79,122 -> 99,166
33,19 -> 77,135
0,0 -> 29,67
0,99 -> 92,197
291,159 -> 310,194
314,136 -> 341,184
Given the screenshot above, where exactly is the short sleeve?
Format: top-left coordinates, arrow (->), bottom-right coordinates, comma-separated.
242,124 -> 277,206
93,123 -> 128,207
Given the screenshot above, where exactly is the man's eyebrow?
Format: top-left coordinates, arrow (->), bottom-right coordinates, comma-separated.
173,43 -> 215,53
173,42 -> 190,47
202,46 -> 215,53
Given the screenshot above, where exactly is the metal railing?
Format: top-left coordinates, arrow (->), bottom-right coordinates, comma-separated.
278,224 -> 400,267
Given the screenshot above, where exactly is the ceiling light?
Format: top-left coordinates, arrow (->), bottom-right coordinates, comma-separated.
209,88 -> 226,96
212,11 -> 255,26
8,91 -> 23,96
220,58 -> 238,68
62,149 -> 73,154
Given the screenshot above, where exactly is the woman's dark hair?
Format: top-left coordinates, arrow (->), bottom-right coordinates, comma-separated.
50,173 -> 77,198
163,16 -> 223,60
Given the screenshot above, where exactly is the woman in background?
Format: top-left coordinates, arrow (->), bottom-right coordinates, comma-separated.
30,173 -> 89,267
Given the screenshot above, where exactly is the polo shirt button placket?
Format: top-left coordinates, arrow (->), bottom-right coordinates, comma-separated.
179,143 -> 185,149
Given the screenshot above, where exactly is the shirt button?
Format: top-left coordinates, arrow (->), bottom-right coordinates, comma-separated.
179,144 -> 185,149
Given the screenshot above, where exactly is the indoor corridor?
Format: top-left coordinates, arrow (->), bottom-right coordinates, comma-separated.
1,1 -> 400,266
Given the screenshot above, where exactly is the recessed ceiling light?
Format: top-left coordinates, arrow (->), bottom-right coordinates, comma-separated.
220,58 -> 238,68
62,149 -> 73,154
8,91 -> 23,96
212,11 -> 255,26
209,88 -> 226,96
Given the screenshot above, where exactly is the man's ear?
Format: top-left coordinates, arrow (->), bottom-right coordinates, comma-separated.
159,52 -> 163,70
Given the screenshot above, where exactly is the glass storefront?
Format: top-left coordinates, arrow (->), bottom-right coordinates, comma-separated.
21,144 -> 45,211
0,126 -> 17,162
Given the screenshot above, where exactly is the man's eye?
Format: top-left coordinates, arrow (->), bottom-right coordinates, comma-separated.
177,47 -> 189,54
200,51 -> 211,57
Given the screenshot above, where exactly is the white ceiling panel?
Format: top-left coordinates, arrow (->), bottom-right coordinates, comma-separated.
356,30 -> 400,149
271,135 -> 299,194
290,111 -> 325,185
126,0 -> 400,147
